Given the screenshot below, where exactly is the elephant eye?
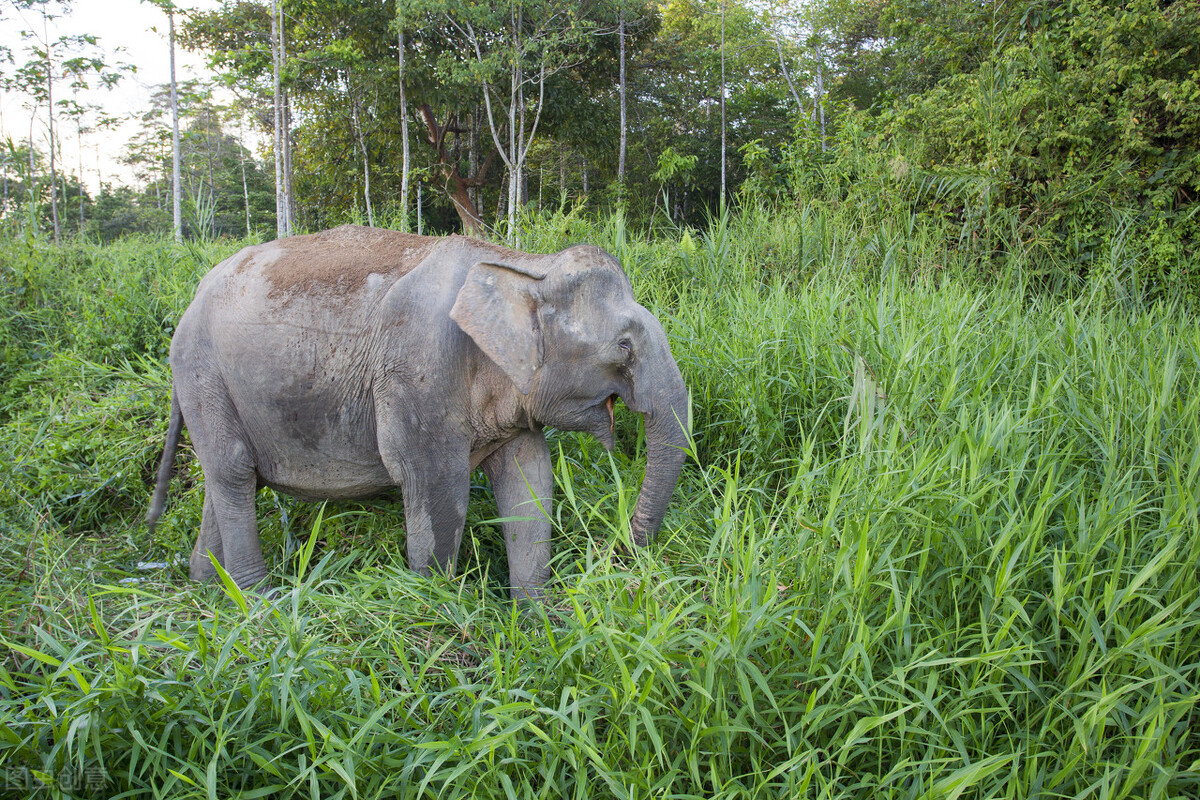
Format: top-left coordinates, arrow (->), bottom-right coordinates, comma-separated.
618,338 -> 633,355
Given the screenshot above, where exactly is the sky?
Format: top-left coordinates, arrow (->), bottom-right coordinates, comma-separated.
1,0 -> 224,193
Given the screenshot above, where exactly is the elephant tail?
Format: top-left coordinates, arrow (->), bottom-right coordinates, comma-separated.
146,392 -> 184,537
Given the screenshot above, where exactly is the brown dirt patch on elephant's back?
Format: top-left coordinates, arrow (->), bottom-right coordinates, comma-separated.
259,225 -> 441,298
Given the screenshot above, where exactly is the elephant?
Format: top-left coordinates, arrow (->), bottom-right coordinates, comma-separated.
146,225 -> 690,599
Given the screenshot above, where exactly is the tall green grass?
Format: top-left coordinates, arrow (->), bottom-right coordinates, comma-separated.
0,212 -> 1197,798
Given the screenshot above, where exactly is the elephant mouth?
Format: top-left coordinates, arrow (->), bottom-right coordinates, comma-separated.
584,394 -> 619,451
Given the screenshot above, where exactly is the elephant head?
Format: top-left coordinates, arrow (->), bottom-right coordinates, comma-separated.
451,245 -> 689,546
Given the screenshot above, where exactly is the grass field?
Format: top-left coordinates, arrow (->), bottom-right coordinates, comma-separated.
1,209 -> 1197,798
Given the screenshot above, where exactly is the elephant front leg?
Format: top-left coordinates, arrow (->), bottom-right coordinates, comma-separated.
375,384 -> 473,581
382,440 -> 472,579
481,430 -> 553,601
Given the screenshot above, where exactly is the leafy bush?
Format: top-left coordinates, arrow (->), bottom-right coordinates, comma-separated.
747,0 -> 1200,298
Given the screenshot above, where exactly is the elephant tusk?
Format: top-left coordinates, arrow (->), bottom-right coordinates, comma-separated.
606,395 -> 615,435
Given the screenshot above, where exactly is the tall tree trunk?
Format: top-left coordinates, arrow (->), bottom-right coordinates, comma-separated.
773,33 -> 804,114
468,104 -> 480,211
350,81 -> 374,227
518,56 -> 526,210
27,120 -> 38,233
618,10 -> 627,184
398,24 -> 410,229
506,14 -> 519,240
271,0 -> 284,238
283,89 -> 295,233
814,41 -> 826,153
280,5 -> 295,235
2,103 -> 8,221
43,10 -> 60,242
77,116 -> 84,229
465,17 -> 548,243
239,114 -> 251,237
205,100 -> 217,238
719,0 -> 726,210
58,138 -> 68,226
168,9 -> 182,242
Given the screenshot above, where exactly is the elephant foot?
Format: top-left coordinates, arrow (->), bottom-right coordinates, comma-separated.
190,548 -> 220,582
510,583 -> 548,603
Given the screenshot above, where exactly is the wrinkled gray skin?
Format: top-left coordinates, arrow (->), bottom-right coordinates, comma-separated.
146,226 -> 689,599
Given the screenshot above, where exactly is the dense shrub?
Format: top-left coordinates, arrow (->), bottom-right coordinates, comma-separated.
745,0 -> 1200,298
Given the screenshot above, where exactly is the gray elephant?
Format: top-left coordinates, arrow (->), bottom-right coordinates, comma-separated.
146,225 -> 689,598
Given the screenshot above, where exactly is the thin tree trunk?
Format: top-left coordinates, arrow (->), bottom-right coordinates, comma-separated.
350,82 -> 374,227
415,104 -> 490,234
168,9 -> 182,242
618,9 -> 627,184
465,18 -> 547,243
2,103 -> 8,220
814,41 -> 826,153
280,5 -> 295,236
239,113 -> 251,237
77,117 -> 84,229
58,136 -> 68,227
271,0 -> 284,238
469,104 -> 480,211
719,0 -> 726,210
27,119 -> 38,233
205,100 -> 217,238
507,12 -> 519,239
518,61 -> 526,209
43,10 -> 60,242
398,24 -> 410,229
283,89 -> 295,234
773,33 -> 804,114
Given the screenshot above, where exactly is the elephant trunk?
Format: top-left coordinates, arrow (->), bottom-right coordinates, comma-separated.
627,318 -> 690,547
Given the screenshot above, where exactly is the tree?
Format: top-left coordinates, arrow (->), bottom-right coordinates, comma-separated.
607,0 -> 656,201
58,63 -> 118,229
179,0 -> 800,229
142,0 -> 185,241
621,0 -> 793,221
270,0 -> 291,236
10,0 -> 75,241
8,0 -> 126,240
395,5 -> 410,228
415,103 -> 493,234
119,80 -> 274,239
450,0 -> 596,240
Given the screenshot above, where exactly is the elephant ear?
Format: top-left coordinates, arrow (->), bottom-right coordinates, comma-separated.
451,260 -> 548,394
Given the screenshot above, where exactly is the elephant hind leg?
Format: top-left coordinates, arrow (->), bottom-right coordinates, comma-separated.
203,462 -> 268,589
190,493 -> 225,581
185,418 -> 268,588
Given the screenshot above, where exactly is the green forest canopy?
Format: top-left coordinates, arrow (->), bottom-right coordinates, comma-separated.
2,0 -> 1198,287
